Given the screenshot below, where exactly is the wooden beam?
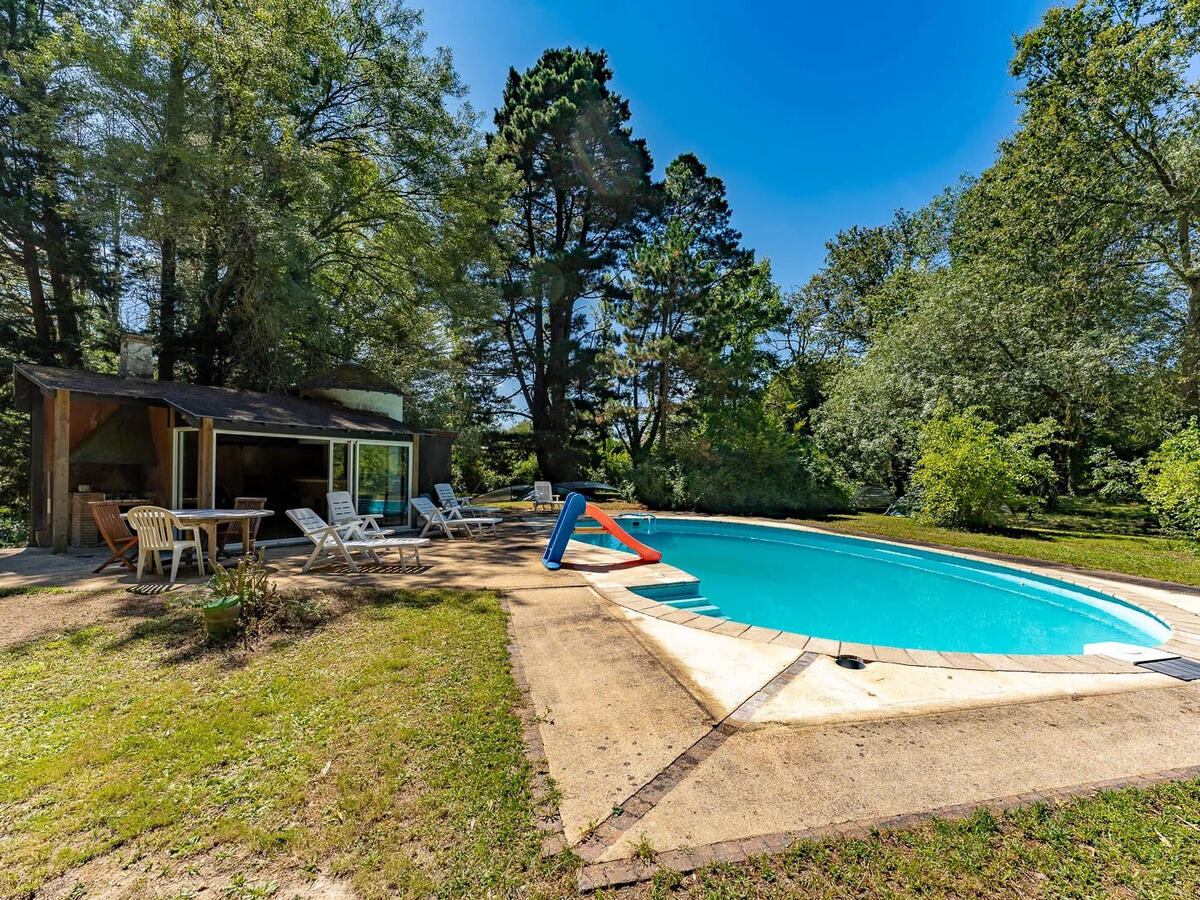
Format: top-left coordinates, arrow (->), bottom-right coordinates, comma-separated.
409,437 -> 420,529
51,389 -> 70,553
197,418 -> 214,507
28,396 -> 44,545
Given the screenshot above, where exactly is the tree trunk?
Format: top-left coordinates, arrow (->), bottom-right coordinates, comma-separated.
156,43 -> 187,381
158,236 -> 178,380
656,361 -> 669,455
22,240 -> 56,361
194,91 -> 229,385
1183,277 -> 1200,409
535,288 -> 579,481
41,199 -> 81,367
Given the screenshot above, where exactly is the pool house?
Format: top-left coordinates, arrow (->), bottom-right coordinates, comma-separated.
12,339 -> 453,551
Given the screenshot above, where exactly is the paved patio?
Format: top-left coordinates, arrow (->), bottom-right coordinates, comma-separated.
5,516 -> 1200,892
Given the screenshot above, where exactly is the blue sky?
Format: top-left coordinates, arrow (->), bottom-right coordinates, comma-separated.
420,1 -> 1058,291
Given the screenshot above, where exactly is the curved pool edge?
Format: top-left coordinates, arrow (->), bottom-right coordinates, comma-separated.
557,513 -> 1200,676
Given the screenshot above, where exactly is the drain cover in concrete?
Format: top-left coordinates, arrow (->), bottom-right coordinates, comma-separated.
1136,657 -> 1200,681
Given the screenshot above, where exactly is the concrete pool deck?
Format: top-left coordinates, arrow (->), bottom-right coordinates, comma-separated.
514,514 -> 1200,889
5,514 -> 1200,892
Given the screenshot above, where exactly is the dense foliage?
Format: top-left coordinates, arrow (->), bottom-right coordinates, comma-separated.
489,47 -> 653,479
786,0 -> 1200,530
0,0 -> 504,514
911,410 -> 1059,529
1141,423 -> 1200,540
4,0 -> 1200,528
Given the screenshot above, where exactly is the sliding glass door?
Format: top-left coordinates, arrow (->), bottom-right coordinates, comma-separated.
355,442 -> 412,526
330,441 -> 351,494
171,431 -> 413,532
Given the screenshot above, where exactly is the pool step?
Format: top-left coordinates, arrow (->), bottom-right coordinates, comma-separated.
630,581 -> 724,620
667,597 -> 722,615
633,581 -> 702,601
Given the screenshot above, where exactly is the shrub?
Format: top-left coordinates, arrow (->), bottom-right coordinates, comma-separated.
0,509 -> 24,548
1083,447 -> 1143,502
912,409 -> 1059,530
198,551 -> 324,646
1140,423 -> 1200,540
632,416 -> 851,517
451,425 -> 540,493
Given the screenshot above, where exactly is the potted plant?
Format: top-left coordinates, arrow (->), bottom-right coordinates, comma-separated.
201,593 -> 242,638
197,550 -> 275,643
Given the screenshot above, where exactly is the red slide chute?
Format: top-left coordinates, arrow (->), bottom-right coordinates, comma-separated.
583,503 -> 662,562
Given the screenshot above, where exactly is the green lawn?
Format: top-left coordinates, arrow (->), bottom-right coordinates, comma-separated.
0,588 -> 571,899
794,499 -> 1200,587
5,550 -> 1200,898
644,788 -> 1200,899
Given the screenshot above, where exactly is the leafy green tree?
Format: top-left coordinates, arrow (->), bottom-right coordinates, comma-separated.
0,0 -> 107,367
814,263 -> 1132,493
0,0 -> 507,514
601,153 -> 763,464
777,195 -> 955,445
632,395 -> 850,516
1083,447 -> 1144,502
491,47 -> 653,479
789,195 -> 955,356
1011,0 -> 1200,404
82,0 -> 502,391
1140,422 -> 1200,539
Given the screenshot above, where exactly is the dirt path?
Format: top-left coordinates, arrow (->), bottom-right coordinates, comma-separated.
0,586 -> 178,651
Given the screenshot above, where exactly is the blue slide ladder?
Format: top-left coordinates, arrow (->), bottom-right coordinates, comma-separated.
541,492 -> 587,570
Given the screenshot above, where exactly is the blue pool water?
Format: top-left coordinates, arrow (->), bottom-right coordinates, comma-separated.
572,519 -> 1171,655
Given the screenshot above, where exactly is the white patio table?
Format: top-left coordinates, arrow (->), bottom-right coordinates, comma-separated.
124,508 -> 273,567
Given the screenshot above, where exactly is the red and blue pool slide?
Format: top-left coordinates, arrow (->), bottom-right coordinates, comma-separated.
541,492 -> 663,570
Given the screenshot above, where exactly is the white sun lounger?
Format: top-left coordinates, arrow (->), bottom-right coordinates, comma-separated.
433,483 -> 502,517
287,508 -> 428,573
411,496 -> 501,540
532,481 -> 563,511
326,490 -> 394,537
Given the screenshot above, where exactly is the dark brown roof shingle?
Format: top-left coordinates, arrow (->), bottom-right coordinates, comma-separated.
13,363 -> 418,437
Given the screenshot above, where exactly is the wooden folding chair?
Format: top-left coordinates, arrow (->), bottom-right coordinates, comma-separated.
216,496 -> 268,558
90,500 -> 138,574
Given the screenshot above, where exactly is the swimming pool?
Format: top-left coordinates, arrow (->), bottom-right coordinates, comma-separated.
571,518 -> 1171,656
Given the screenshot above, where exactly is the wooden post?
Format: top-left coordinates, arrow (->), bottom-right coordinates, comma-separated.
409,436 -> 420,528
51,389 -> 70,553
197,418 -> 214,508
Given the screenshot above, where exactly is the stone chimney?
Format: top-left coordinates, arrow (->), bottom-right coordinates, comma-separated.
118,332 -> 156,379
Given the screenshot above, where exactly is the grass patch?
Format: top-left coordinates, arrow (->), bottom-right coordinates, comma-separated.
795,500 -> 1200,587
649,784 -> 1200,898
0,587 -> 566,899
0,585 -> 69,600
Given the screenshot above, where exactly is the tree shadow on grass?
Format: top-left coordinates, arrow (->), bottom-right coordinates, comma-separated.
101,607 -> 213,664
361,586 -> 499,618
2,623 -> 106,658
96,585 -> 501,668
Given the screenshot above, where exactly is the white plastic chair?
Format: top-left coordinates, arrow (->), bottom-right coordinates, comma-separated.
287,508 -> 428,573
532,481 -> 563,511
126,505 -> 205,585
411,496 -> 501,540
326,490 -> 393,537
433,483 -> 502,517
